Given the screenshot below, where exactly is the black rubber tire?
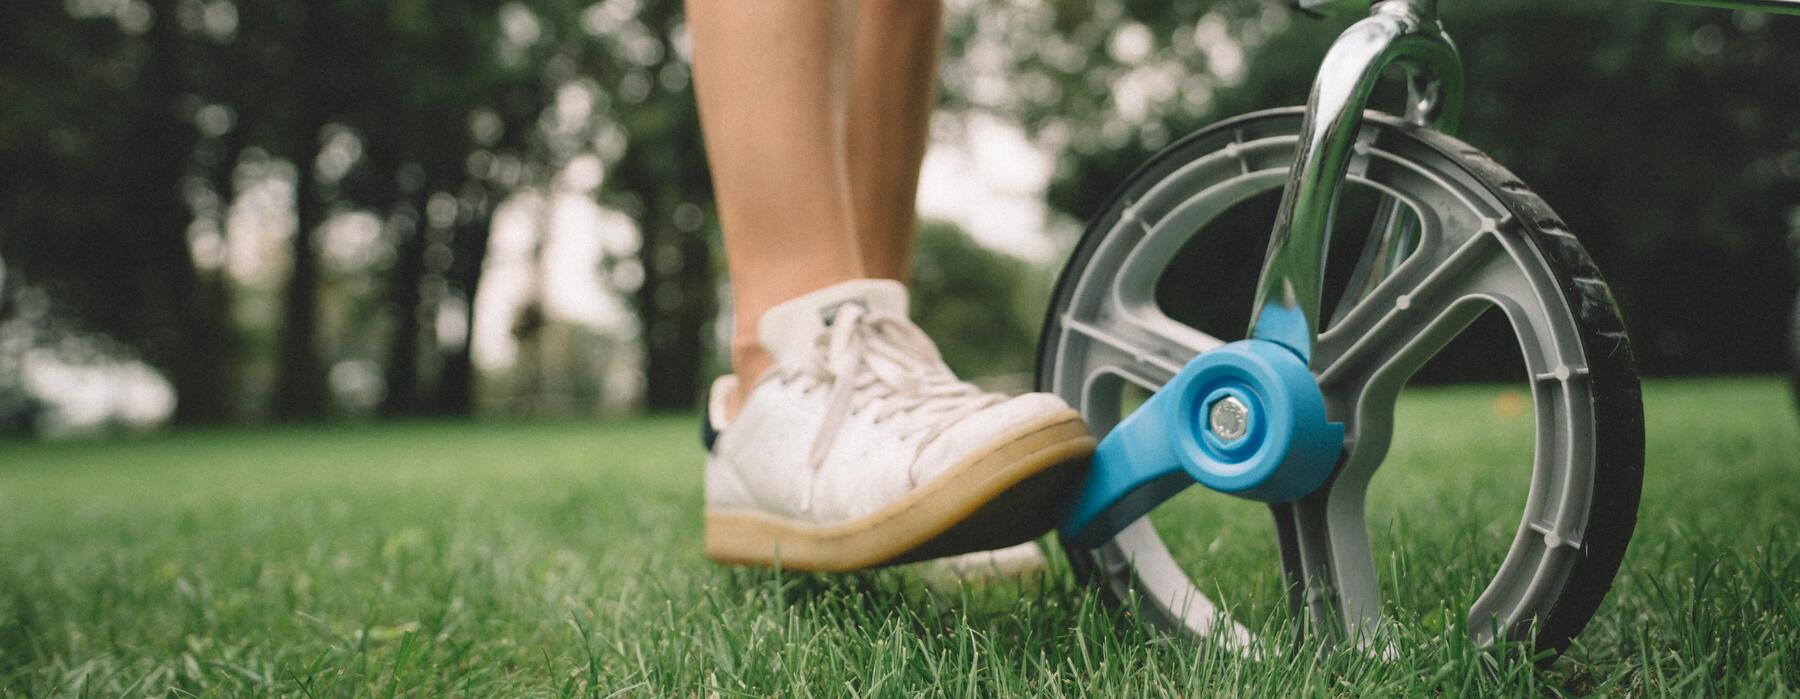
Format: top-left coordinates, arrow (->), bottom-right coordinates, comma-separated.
1036,107 -> 1645,657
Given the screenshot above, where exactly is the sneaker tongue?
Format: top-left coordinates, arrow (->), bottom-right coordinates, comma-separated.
757,278 -> 909,369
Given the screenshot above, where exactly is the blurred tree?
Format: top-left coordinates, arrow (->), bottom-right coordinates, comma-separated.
349,0 -> 515,417
910,220 -> 1050,382
0,0 -> 240,424
584,0 -> 718,412
350,0 -> 722,416
948,0 -> 1800,378
5,0 -> 1795,436
267,0 -> 536,418
267,0 -> 355,421
0,284 -> 45,436
1437,3 -> 1800,376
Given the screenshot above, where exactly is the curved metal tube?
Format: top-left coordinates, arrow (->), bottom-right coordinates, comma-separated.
1246,0 -> 1463,361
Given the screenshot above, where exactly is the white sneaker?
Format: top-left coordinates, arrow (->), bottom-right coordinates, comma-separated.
700,279 -> 1094,572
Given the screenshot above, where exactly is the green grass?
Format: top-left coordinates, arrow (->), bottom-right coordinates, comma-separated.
1,377 -> 1796,696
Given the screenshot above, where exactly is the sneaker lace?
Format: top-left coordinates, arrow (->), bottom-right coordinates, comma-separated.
799,302 -> 1005,479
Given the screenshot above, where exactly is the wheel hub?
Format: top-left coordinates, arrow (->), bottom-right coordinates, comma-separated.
1208,395 -> 1250,442
1060,339 -> 1345,547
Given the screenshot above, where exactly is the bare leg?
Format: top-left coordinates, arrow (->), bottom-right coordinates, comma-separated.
846,0 -> 942,282
690,1 -> 1082,573
688,0 -> 862,411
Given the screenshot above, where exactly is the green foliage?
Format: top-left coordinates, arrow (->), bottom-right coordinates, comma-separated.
6,0 -> 1799,431
0,0 -> 726,423
948,0 -> 1800,377
0,1 -> 199,371
909,221 -> 1051,381
0,378 -> 1795,694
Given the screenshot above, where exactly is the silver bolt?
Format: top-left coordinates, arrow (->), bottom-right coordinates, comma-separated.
1208,396 -> 1249,441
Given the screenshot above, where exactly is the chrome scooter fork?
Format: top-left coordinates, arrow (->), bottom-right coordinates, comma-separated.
1249,0 -> 1465,644
1249,0 -> 1463,361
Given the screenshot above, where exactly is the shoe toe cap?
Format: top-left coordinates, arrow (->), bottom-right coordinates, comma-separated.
910,392 -> 1082,485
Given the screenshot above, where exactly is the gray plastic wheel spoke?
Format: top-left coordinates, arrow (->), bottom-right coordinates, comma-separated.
1092,519 -> 1260,652
1329,194 -> 1421,330
1296,214 -> 1596,647
1058,311 -> 1215,390
1275,225 -> 1534,646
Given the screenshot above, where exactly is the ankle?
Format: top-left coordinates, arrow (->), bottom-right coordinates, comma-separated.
727,342 -> 776,420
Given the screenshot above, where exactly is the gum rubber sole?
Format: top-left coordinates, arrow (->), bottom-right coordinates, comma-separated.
703,413 -> 1095,572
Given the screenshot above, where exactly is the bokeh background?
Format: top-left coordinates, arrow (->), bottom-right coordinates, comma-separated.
1,0 -> 1796,437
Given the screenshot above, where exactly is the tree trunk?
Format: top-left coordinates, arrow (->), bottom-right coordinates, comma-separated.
431,204 -> 494,416
380,196 -> 430,417
635,202 -> 714,412
171,271 -> 238,424
269,4 -> 338,421
141,0 -> 236,425
269,120 -> 330,420
170,131 -> 252,425
266,118 -> 331,419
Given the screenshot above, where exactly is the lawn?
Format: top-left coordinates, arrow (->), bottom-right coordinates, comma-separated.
1,377 -> 1795,696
